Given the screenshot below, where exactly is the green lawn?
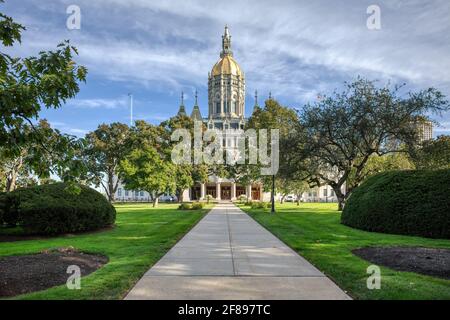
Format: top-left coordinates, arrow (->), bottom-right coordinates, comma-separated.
239,202 -> 450,300
0,203 -> 211,300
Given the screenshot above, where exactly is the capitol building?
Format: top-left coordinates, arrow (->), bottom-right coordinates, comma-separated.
177,26 -> 268,202
114,26 -> 341,203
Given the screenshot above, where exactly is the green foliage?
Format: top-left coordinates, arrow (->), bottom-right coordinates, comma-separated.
177,202 -> 204,210
342,170 -> 450,239
119,145 -> 176,207
251,201 -> 269,210
0,183 -> 116,234
84,123 -> 130,202
409,135 -> 450,170
178,203 -> 192,210
0,5 -> 87,187
237,194 -> 248,203
288,78 -> 449,209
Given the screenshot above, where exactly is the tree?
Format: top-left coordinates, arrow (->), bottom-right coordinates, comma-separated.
243,98 -> 299,205
0,119 -> 85,192
119,145 -> 175,207
0,2 -> 87,188
290,78 -> 449,210
84,123 -> 130,202
409,135 -> 450,170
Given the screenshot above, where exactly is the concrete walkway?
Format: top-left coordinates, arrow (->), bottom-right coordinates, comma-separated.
125,203 -> 350,300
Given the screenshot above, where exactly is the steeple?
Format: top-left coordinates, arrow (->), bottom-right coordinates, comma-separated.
253,90 -> 260,113
191,90 -> 202,121
177,91 -> 187,117
220,25 -> 233,58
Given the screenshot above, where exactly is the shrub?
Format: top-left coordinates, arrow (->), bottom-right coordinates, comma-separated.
205,195 -> 214,204
0,183 -> 116,235
237,195 -> 248,203
191,202 -> 204,210
251,202 -> 269,210
178,202 -> 204,210
178,203 -> 192,210
341,170 -> 450,239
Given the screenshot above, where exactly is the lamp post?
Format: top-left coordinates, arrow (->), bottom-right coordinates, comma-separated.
271,174 -> 275,213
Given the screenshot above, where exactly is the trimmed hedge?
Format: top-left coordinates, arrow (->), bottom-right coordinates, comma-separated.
341,170 -> 450,239
0,183 -> 116,235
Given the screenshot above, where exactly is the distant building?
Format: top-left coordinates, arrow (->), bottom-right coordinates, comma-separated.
417,120 -> 433,143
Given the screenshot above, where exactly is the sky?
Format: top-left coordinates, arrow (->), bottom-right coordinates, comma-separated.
3,0 -> 450,137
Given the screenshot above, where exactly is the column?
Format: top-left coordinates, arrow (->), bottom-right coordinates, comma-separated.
216,182 -> 221,200
231,182 -> 237,201
200,183 -> 206,200
246,184 -> 252,201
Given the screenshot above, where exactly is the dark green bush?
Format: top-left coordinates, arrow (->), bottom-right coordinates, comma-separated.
0,183 -> 116,235
341,170 -> 450,239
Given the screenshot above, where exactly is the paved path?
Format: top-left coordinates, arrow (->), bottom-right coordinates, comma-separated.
125,203 -> 350,300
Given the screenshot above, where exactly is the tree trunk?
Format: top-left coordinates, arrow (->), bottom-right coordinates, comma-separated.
6,171 -> 17,192
153,197 -> 159,208
296,194 -> 301,206
333,185 -> 346,211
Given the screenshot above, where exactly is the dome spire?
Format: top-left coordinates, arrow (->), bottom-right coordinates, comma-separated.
177,91 -> 186,117
221,25 -> 233,58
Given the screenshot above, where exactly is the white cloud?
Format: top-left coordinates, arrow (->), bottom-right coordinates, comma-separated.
68,97 -> 129,109
5,0 -> 450,106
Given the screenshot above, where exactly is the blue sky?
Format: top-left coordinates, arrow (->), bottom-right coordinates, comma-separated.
3,0 -> 450,136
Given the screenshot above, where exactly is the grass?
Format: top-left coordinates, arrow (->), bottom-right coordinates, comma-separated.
239,202 -> 450,300
0,203 -> 212,300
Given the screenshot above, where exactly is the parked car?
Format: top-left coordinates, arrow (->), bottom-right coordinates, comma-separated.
285,195 -> 296,202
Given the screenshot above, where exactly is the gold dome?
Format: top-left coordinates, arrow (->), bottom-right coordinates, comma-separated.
211,55 -> 243,77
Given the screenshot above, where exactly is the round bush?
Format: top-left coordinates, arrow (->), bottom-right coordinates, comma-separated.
0,183 -> 116,235
341,170 -> 450,239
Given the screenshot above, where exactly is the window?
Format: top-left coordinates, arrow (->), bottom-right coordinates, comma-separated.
125,190 -> 129,196
323,189 -> 328,197
216,102 -> 221,114
140,191 -> 144,197
118,188 -> 122,197
135,191 -> 139,197
330,190 -> 335,197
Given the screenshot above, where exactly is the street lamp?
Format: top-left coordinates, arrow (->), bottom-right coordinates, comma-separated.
271,174 -> 275,213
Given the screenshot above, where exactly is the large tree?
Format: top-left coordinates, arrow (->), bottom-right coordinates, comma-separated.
290,78 -> 449,210
84,123 -> 130,202
0,1 -> 87,188
242,98 -> 299,199
119,145 -> 176,207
